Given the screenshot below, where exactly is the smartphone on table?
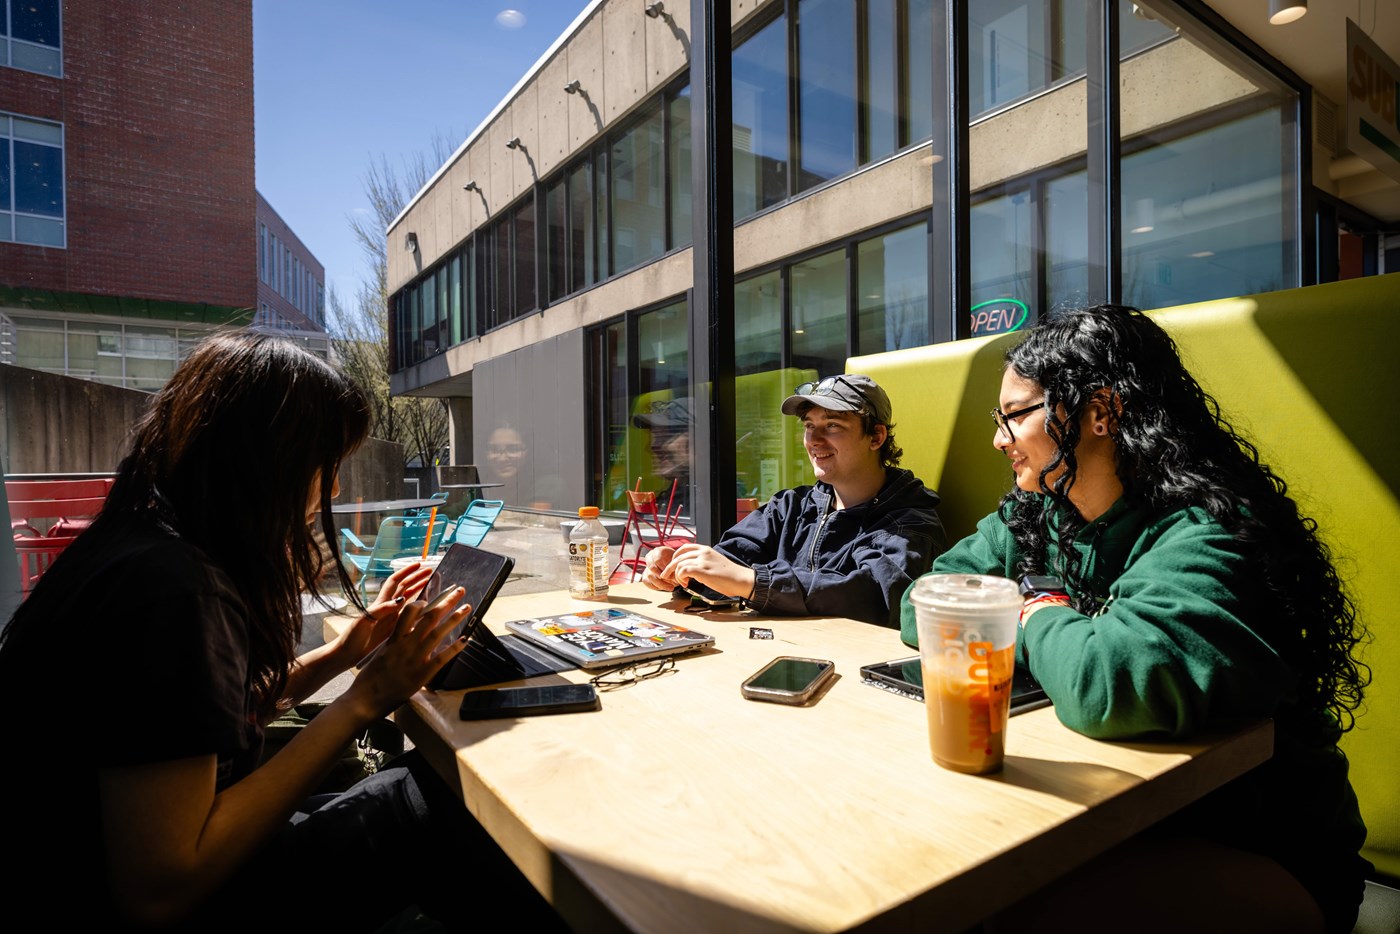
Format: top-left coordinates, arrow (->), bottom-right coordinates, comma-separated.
459,683 -> 601,720
676,579 -> 741,609
741,656 -> 836,705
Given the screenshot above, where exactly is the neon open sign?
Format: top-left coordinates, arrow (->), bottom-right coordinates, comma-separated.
969,298 -> 1029,337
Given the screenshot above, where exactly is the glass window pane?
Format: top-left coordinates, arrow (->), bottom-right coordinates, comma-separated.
492,221 -> 511,328
735,271 -> 809,503
905,0 -> 933,143
1,143 -> 11,208
568,160 -> 594,292
668,88 -> 692,251
513,193 -> 536,317
611,104 -> 665,273
449,253 -> 462,346
13,0 -> 60,47
595,320 -> 629,513
634,301 -> 691,505
12,117 -> 61,145
1119,1 -> 1297,308
1045,171 -> 1089,310
863,0 -> 898,163
969,190 -> 1034,331
857,224 -> 929,354
790,248 -> 848,378
733,12 -> 789,219
14,140 -> 62,216
14,213 -> 61,246
797,0 -> 856,189
546,179 -> 566,302
594,147 -> 610,278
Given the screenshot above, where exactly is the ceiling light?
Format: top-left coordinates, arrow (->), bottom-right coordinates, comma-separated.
1268,0 -> 1306,25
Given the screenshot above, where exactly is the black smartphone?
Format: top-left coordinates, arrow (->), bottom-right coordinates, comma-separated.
858,656 -> 1052,715
674,580 -> 741,608
741,656 -> 836,705
458,683 -> 601,720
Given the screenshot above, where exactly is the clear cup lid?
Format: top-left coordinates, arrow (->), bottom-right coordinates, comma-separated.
910,573 -> 1020,608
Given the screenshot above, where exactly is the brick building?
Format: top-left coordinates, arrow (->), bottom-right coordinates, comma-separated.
0,1 -> 326,389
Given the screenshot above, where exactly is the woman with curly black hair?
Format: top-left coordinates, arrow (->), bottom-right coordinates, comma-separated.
900,304 -> 1369,933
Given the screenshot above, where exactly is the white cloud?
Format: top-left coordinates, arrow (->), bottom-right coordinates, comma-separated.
495,9 -> 525,29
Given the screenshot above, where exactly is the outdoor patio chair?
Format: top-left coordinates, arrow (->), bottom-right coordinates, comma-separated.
339,514 -> 447,597
7,477 -> 115,595
442,499 -> 505,549
613,479 -> 692,583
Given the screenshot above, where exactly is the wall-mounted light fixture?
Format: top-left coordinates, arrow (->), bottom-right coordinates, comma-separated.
463,181 -> 480,192
506,137 -> 523,150
644,2 -> 664,18
564,79 -> 582,95
1267,0 -> 1306,24
404,232 -> 419,254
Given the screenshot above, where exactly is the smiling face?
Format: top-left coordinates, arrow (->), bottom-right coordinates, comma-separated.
994,368 -> 1056,494
487,427 -> 527,479
802,405 -> 886,490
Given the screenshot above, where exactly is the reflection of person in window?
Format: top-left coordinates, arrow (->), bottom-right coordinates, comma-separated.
486,425 -> 528,481
632,398 -> 692,493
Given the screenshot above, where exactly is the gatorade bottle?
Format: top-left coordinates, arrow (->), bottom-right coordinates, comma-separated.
568,506 -> 610,599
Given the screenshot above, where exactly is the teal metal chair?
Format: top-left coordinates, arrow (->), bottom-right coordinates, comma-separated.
442,499 -> 504,550
340,514 -> 448,596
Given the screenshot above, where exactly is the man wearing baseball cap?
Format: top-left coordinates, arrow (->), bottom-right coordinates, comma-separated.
642,374 -> 945,628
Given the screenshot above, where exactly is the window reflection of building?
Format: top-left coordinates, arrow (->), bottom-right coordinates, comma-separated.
384,0 -> 1373,529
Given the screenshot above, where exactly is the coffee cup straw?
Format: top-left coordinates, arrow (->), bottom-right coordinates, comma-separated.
422,507 -> 438,558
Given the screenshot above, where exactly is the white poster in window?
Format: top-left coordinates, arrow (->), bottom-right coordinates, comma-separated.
1346,19 -> 1400,185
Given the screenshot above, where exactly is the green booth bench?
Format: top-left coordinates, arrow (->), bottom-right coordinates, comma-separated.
849,273 -> 1400,927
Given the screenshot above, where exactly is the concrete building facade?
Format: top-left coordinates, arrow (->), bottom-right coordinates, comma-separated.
386,0 -> 1400,528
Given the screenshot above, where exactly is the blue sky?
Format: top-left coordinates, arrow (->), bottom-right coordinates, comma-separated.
253,1 -> 587,320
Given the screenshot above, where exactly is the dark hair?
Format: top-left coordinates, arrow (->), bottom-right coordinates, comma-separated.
794,402 -> 904,469
2,333 -> 371,721
1000,304 -> 1367,730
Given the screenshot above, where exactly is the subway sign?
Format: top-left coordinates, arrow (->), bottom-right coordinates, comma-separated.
970,298 -> 1029,337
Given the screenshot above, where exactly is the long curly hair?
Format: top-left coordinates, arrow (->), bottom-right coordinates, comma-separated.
1,333 -> 371,722
1000,304 -> 1367,730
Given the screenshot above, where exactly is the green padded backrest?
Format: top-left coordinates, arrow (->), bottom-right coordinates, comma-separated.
850,272 -> 1400,878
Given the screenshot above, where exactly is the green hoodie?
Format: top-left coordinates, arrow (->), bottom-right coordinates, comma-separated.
899,499 -> 1369,930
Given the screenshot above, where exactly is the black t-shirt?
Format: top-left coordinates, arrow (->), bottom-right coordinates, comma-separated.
0,519 -> 261,923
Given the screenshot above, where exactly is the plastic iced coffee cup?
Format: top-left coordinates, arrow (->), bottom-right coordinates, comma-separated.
910,574 -> 1022,774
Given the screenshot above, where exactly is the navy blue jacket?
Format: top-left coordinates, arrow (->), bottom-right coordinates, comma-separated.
714,467 -> 945,627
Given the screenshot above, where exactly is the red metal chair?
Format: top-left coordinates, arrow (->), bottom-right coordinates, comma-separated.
7,477 -> 114,596
612,479 -> 692,583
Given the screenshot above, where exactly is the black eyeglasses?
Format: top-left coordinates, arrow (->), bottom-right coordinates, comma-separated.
794,375 -> 871,414
589,656 -> 676,691
990,402 -> 1045,442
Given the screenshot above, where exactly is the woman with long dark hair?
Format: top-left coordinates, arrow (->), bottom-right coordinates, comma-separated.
901,305 -> 1369,932
0,333 -> 481,930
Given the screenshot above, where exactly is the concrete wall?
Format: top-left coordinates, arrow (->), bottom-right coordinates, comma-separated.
472,330 -> 586,513
0,364 -> 148,474
0,363 -> 403,505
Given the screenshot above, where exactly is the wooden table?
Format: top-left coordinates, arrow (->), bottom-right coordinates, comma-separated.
340,584 -> 1274,933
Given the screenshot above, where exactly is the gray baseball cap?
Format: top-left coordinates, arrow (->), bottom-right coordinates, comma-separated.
780,374 -> 892,423
632,397 -> 693,429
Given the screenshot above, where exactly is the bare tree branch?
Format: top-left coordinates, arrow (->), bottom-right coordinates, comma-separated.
330,133 -> 458,468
